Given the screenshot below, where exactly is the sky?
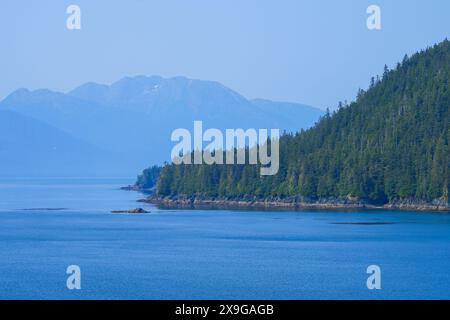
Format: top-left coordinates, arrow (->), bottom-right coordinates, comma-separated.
1,0 -> 449,110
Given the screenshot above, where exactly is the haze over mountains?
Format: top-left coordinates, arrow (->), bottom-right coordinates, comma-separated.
0,110 -> 115,176
0,76 -> 323,177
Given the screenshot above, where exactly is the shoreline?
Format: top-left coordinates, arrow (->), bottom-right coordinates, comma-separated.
143,195 -> 450,212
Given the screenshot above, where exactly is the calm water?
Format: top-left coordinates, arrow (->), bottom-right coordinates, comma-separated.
0,178 -> 449,300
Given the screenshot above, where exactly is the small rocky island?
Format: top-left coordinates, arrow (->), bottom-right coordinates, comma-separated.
111,208 -> 149,214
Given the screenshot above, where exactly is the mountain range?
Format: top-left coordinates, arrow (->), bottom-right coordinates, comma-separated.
0,76 -> 323,177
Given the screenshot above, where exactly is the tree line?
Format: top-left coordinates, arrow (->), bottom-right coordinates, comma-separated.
140,40 -> 449,205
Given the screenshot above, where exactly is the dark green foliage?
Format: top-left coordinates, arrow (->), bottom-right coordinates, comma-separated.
136,165 -> 163,189
152,40 -> 450,204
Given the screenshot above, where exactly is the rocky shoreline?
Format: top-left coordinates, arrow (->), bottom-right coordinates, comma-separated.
121,185 -> 154,194
143,195 -> 450,212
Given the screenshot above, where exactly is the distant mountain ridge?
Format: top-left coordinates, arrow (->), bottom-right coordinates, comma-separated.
0,75 -> 323,176
68,75 -> 322,130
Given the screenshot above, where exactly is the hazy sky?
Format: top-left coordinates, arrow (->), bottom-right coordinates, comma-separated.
1,0 -> 448,109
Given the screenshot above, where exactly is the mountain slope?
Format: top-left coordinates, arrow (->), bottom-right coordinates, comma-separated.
1,76 -> 323,176
0,110 -> 120,176
69,75 -> 322,132
0,88 -> 168,170
251,99 -> 323,131
152,40 -> 450,209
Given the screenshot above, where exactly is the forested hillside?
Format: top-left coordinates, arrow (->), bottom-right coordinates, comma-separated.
151,40 -> 449,206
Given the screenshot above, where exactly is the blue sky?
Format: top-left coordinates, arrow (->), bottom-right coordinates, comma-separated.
1,0 -> 448,109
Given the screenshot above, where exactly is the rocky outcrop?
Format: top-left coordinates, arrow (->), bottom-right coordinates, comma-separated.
111,208 -> 150,214
144,195 -> 450,212
120,185 -> 155,194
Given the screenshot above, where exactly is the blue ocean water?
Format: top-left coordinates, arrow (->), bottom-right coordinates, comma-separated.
0,178 -> 449,300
